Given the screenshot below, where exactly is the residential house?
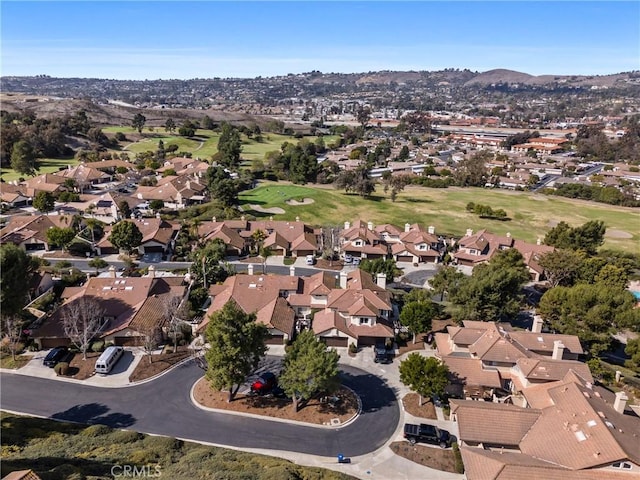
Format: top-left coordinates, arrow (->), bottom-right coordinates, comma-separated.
387,223 -> 442,264
0,214 -> 74,251
0,183 -> 30,208
134,174 -> 207,209
30,269 -> 187,348
511,137 -> 568,156
96,218 -> 180,256
454,229 -> 554,281
434,320 -> 585,399
452,371 -> 640,479
198,268 -> 393,348
54,164 -> 112,191
340,220 -> 389,260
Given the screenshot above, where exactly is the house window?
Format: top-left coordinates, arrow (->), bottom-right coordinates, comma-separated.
469,249 -> 476,255
612,462 -> 632,470
418,244 -> 427,250
355,240 -> 362,246
359,318 -> 370,325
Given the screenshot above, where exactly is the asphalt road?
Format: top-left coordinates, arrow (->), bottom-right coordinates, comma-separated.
0,358 -> 399,457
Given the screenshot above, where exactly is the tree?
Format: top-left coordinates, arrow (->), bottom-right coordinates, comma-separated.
356,105 -> 371,129
164,118 -> 176,133
46,227 -> 76,251
0,244 -> 37,315
538,249 -> 583,287
1,315 -> 24,361
163,294 -> 185,353
33,191 -> 55,213
189,239 -> 229,289
450,249 -> 530,322
88,258 -> 109,275
399,353 -> 449,406
149,199 -> 164,212
278,330 -> 340,412
217,122 -> 242,168
204,300 -> 268,402
258,245 -> 272,274
625,337 -> 640,371
139,322 -> 162,364
400,301 -> 440,343
454,150 -> 490,187
10,140 -> 38,176
206,165 -> 238,207
428,266 -> 466,301
109,221 -> 143,254
118,200 -> 131,219
359,258 -> 401,282
538,283 -> 638,355
132,113 -> 146,133
544,220 -> 606,255
61,297 -> 105,360
594,264 -> 629,291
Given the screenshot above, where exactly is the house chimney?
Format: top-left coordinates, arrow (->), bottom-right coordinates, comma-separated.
241,215 -> 246,221
466,228 -> 473,237
148,265 -> 155,278
108,265 -> 116,278
506,232 -> 511,238
289,265 -> 295,277
537,238 -> 542,245
212,217 -> 216,223
376,273 -> 387,289
613,391 -> 628,414
269,216 -> 273,221
248,263 -> 254,275
531,315 -> 544,333
344,221 -> 351,230
367,221 -> 374,231
296,216 -> 300,222
428,225 -> 435,235
339,271 -> 348,289
552,340 -> 565,360
186,180 -> 191,190
405,223 -> 411,233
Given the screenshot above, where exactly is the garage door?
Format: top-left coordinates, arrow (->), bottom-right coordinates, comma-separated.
322,337 -> 348,347
266,335 -> 284,345
357,336 -> 378,346
40,338 -> 71,349
397,255 -> 413,263
144,245 -> 164,253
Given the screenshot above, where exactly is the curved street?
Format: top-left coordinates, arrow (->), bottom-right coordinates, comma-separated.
0,359 -> 399,457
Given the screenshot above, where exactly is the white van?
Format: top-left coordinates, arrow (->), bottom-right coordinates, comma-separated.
95,346 -> 124,374
306,255 -> 315,265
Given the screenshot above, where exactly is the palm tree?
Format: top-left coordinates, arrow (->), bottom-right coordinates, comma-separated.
259,245 -> 272,274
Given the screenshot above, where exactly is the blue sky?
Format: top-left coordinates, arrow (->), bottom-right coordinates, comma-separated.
1,1 -> 638,79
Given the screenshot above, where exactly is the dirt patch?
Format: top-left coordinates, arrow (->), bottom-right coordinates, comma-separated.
389,441 -> 459,473
193,378 -> 359,426
402,393 -> 437,420
605,229 -> 633,239
396,336 -> 427,356
285,197 -> 315,206
66,351 -> 101,380
129,349 -> 190,383
315,258 -> 345,271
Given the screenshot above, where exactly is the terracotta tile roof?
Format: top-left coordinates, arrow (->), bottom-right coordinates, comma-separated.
2,470 -> 43,480
434,332 -> 453,355
0,214 -> 72,245
291,231 -> 317,251
256,296 -> 295,336
452,399 -> 541,446
450,326 -> 488,345
442,356 -> 502,388
201,224 -> 246,250
302,271 -> 336,295
312,310 -> 352,337
346,270 -> 386,292
516,358 -> 593,383
468,329 -> 530,363
54,164 -> 109,182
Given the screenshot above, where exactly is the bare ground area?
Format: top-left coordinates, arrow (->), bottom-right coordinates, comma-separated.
66,352 -> 101,380
193,378 -> 359,426
402,393 -> 437,420
389,441 -> 459,473
605,229 -> 633,239
285,197 -> 316,206
128,349 -> 191,383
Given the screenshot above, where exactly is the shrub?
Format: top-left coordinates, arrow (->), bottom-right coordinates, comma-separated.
81,424 -> 111,437
91,340 -> 105,352
349,343 -> 357,354
114,132 -> 126,141
110,429 -> 143,444
54,362 -> 69,376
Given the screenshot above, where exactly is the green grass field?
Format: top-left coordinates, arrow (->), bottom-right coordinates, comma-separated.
0,157 -> 79,182
240,183 -> 640,253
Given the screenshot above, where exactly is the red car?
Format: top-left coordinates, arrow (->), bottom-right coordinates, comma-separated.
250,372 -> 278,395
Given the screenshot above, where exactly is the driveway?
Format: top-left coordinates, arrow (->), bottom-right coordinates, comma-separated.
0,358 -> 399,457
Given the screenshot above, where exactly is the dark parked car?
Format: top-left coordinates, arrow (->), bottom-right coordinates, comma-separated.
43,346 -> 69,367
404,423 -> 451,448
250,372 -> 278,395
374,346 -> 392,364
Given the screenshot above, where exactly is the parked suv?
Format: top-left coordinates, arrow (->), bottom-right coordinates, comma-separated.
43,346 -> 69,367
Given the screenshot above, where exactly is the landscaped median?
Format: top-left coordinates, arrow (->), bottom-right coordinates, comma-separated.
191,377 -> 361,428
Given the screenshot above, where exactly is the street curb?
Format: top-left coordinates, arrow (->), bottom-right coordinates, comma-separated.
190,377 -> 361,430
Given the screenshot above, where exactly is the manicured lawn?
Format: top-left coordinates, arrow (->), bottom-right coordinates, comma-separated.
0,157 -> 78,182
240,183 -> 640,253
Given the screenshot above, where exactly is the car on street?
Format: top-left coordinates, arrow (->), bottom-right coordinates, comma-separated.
306,255 -> 315,265
43,346 -> 70,367
250,371 -> 279,395
374,346 -> 392,364
344,254 -> 353,264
